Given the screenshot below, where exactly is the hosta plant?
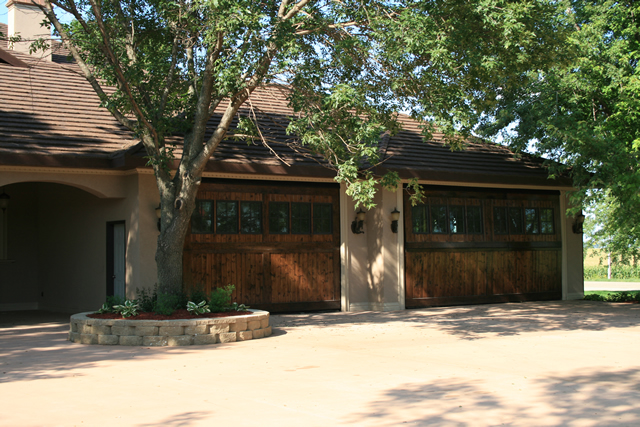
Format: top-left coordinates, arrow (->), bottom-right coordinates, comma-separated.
97,303 -> 113,314
186,300 -> 210,316
231,302 -> 250,312
113,300 -> 140,318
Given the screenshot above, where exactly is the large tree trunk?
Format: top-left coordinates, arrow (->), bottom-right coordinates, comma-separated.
154,175 -> 200,295
155,225 -> 188,295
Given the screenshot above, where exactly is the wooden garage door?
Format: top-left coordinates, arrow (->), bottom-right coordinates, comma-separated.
404,187 -> 562,307
183,180 -> 341,312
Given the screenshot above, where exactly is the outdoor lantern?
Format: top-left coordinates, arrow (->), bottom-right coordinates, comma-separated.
390,208 -> 401,233
572,212 -> 585,234
351,208 -> 366,234
155,204 -> 162,232
0,189 -> 9,212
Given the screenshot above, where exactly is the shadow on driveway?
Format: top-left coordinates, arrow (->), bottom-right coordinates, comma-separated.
272,300 -> 640,340
0,311 -> 224,384
344,368 -> 640,425
1,301 -> 639,385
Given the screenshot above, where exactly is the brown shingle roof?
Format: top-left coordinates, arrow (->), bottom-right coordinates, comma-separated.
0,47 -> 137,167
200,88 -> 567,187
0,45 -> 568,186
377,114 -> 563,187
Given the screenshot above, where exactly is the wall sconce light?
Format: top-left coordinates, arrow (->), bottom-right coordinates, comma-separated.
155,204 -> 162,232
390,208 -> 401,233
572,213 -> 585,234
351,208 -> 366,234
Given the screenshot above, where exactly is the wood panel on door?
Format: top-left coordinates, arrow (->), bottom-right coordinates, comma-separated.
405,249 -> 561,307
404,187 -> 562,307
183,181 -> 341,312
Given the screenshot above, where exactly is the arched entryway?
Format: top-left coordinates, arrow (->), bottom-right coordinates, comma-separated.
0,181 -> 131,313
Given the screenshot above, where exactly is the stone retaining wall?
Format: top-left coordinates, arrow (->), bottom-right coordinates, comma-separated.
69,310 -> 271,346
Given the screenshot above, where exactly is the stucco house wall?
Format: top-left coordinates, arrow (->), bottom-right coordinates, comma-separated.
0,170 -> 160,313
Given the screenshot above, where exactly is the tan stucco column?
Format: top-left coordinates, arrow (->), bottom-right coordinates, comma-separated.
560,191 -> 585,300
340,183 -> 405,311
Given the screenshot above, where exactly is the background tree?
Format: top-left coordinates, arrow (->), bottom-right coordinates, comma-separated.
480,0 -> 640,247
584,191 -> 639,269
35,0 -> 568,294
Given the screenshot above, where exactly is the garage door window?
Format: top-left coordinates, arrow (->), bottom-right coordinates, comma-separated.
412,202 -> 482,235
192,200 -> 214,234
241,201 -> 262,234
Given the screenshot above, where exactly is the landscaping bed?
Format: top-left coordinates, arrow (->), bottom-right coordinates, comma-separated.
87,309 -> 250,321
69,309 -> 271,346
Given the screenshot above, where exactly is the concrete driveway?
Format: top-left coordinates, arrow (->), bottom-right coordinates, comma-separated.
1,301 -> 639,426
584,281 -> 640,292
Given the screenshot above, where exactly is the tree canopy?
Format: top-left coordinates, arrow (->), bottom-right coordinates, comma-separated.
480,0 -> 640,245
33,0 -> 569,292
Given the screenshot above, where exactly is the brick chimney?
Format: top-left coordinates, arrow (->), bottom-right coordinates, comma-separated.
6,0 -> 51,60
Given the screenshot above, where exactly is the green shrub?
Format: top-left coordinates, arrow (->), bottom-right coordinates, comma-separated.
154,292 -> 182,315
607,291 -> 640,302
186,300 -> 210,315
584,291 -> 640,302
187,286 -> 209,306
230,302 -> 250,312
209,285 -> 235,312
96,295 -> 125,314
113,300 -> 140,318
584,265 -> 640,280
136,286 -> 158,313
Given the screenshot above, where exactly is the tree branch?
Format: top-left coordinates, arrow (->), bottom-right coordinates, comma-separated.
277,0 -> 290,18
42,0 -> 136,131
108,0 -> 136,64
282,0 -> 312,21
295,20 -> 359,35
86,0 -> 161,148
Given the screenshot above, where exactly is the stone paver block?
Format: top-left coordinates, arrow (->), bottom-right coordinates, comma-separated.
98,335 -> 119,345
92,325 -> 112,335
184,325 -> 207,335
167,336 -> 193,346
135,326 -> 158,336
119,336 -> 143,346
210,324 -> 230,334
67,310 -> 270,346
159,326 -> 184,336
112,325 -> 136,336
236,331 -> 253,341
143,336 -> 167,346
229,322 -> 247,332
78,324 -> 93,334
80,334 -> 98,345
194,334 -> 218,345
248,320 -> 261,331
219,332 -> 237,343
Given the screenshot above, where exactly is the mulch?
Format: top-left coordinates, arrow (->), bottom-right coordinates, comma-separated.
87,309 -> 251,321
